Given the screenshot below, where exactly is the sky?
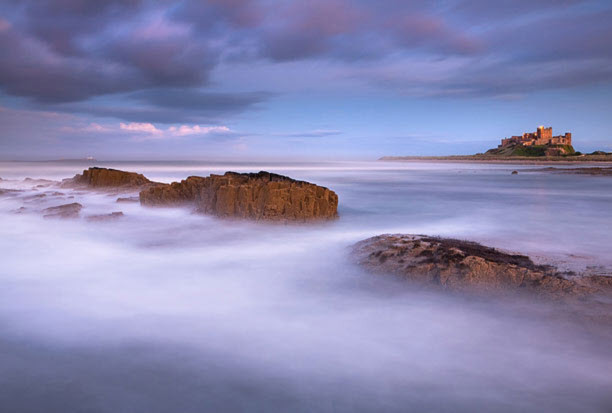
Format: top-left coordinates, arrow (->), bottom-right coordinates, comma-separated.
1,0 -> 611,160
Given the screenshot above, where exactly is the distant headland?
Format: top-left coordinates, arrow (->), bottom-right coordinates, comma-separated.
381,125 -> 612,163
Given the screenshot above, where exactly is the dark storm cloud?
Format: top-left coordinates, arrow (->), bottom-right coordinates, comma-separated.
0,0 -> 218,103
488,9 -> 612,62
128,89 -> 270,112
172,0 -> 262,31
362,57 -> 612,99
451,0 -> 588,19
11,0 -> 143,56
1,0 -> 611,107
252,0 -> 483,61
0,23 -> 143,102
48,90 -> 270,124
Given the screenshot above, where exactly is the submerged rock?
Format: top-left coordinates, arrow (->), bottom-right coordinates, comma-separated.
86,211 -> 124,222
63,167 -> 155,189
353,234 -> 606,298
527,167 -> 612,176
140,171 -> 338,221
511,170 -> 518,175
42,202 -> 83,219
22,193 -> 47,202
0,188 -> 21,197
116,196 -> 140,203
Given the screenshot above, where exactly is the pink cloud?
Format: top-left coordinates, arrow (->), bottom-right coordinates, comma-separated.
120,122 -> 163,135
168,125 -> 231,136
118,122 -> 232,140
0,18 -> 11,32
61,122 -> 112,133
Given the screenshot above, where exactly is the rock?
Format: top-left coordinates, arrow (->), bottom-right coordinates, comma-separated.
530,167 -> 612,176
574,274 -> 612,292
42,203 -> 83,219
22,193 -> 47,202
511,170 -> 518,175
116,196 -> 140,203
545,147 -> 566,156
24,178 -> 56,186
352,234 -> 601,298
0,188 -> 21,197
13,206 -> 27,214
139,176 -> 208,206
63,167 -> 155,189
86,211 -> 124,222
140,171 -> 338,221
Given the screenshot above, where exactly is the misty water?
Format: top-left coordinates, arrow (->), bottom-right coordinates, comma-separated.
1,160 -> 611,412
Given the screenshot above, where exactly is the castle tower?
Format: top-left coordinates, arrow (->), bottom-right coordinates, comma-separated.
536,126 -> 552,144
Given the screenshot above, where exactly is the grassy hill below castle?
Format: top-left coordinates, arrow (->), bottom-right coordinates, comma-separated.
485,144 -> 576,157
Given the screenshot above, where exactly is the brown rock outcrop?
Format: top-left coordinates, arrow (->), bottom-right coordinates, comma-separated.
63,167 -> 154,189
353,234 -> 608,298
140,171 -> 338,221
140,176 -> 208,206
42,202 -> 83,219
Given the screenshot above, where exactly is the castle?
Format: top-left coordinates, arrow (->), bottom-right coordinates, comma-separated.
499,126 -> 571,148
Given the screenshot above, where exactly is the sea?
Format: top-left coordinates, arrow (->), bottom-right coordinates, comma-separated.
1,160 -> 611,412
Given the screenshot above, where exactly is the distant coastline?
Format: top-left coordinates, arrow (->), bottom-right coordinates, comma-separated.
379,154 -> 612,164
382,125 -> 612,164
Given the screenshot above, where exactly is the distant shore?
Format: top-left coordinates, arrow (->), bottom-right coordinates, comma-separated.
379,154 -> 612,164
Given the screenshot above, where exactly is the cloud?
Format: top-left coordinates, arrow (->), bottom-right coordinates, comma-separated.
61,122 -> 112,133
119,122 -> 233,140
168,125 -> 231,136
120,122 -> 162,135
1,0 -> 611,107
0,3 -> 217,103
46,90 -> 271,124
127,89 -> 270,113
0,18 -> 10,32
283,129 -> 342,138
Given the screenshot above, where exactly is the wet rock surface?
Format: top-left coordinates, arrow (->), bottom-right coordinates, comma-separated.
528,167 -> 612,176
116,196 -> 140,203
63,167 -> 157,189
353,234 -> 611,298
42,203 -> 83,219
140,171 -> 338,221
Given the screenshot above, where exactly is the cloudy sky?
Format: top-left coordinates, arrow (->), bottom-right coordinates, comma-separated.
1,0 -> 611,160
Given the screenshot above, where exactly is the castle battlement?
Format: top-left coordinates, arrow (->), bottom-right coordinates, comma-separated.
499,126 -> 571,148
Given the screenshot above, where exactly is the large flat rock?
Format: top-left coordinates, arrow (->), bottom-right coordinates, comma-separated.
353,234 -> 610,298
140,171 -> 338,221
62,167 -> 155,189
42,203 -> 83,219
